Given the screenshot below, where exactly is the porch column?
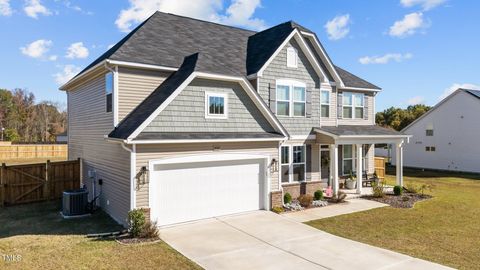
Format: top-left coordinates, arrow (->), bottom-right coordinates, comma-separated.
356,144 -> 363,194
330,144 -> 339,196
396,141 -> 404,187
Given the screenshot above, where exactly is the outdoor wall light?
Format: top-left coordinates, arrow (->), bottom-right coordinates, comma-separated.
137,166 -> 149,186
270,158 -> 279,173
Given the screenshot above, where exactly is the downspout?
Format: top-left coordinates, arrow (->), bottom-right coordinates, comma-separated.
120,142 -> 136,210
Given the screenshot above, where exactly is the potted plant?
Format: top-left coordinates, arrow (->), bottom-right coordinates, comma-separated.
345,171 -> 357,189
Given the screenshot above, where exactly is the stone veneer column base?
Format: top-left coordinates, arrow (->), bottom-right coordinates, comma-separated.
141,208 -> 151,223
270,191 -> 283,209
281,180 -> 325,199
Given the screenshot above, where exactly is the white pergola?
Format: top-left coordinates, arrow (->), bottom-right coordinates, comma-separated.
314,126 -> 411,195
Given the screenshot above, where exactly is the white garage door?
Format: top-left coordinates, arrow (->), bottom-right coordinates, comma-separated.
150,157 -> 266,226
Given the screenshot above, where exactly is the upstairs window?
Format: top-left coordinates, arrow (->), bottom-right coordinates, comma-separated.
343,92 -> 364,119
426,124 -> 434,136
105,72 -> 113,113
321,90 -> 330,117
276,80 -> 306,117
205,92 -> 227,119
286,47 -> 298,68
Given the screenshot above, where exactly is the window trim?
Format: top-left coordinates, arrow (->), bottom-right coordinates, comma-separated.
342,145 -> 354,176
280,144 -> 306,183
286,47 -> 298,68
105,72 -> 113,113
276,79 -> 306,118
321,90 -> 330,118
342,92 -> 364,119
205,92 -> 228,119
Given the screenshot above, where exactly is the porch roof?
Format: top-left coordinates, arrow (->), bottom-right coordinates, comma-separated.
314,125 -> 410,144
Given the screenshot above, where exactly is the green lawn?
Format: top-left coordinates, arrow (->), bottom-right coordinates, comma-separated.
0,201 -> 201,270
306,168 -> 480,270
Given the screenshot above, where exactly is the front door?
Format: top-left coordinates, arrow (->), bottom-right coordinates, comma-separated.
320,147 -> 330,184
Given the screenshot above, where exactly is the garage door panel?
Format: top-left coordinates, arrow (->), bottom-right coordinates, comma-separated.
151,158 -> 266,226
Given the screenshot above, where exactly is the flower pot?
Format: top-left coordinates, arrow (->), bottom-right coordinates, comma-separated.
345,180 -> 357,189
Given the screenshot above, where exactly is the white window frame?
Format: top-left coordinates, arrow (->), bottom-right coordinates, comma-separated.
342,92 -> 364,119
321,90 -> 330,118
276,79 -> 306,118
286,47 -> 298,68
105,72 -> 114,113
342,145 -> 354,176
280,144 -> 306,183
205,92 -> 228,119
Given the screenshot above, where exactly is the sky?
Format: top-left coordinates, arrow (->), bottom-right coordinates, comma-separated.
1,0 -> 479,111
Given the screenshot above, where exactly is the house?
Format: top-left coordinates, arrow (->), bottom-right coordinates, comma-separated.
392,88 -> 480,173
55,131 -> 68,143
60,12 -> 409,226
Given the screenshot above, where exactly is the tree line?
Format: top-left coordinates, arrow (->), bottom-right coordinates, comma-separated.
0,88 -> 66,143
376,104 -> 431,131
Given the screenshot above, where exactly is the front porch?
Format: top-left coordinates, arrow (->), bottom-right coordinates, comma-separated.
314,125 -> 410,196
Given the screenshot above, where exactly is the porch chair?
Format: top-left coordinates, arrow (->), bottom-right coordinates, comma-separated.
362,171 -> 379,187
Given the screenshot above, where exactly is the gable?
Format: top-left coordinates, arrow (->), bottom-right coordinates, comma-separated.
143,78 -> 276,133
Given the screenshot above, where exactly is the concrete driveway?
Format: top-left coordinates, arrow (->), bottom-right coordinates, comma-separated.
160,211 -> 452,270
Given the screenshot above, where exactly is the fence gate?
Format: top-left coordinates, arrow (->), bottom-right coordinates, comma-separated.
0,159 -> 81,206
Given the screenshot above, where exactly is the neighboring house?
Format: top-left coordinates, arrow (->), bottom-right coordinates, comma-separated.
60,12 -> 409,226
56,131 -> 68,143
392,88 -> 480,173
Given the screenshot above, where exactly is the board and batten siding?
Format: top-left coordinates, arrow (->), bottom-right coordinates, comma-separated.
258,39 -> 324,136
117,67 -> 172,122
135,142 -> 279,209
144,78 -> 276,133
67,70 -> 131,225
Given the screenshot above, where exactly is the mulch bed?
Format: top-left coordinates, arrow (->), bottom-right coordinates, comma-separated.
362,192 -> 432,208
115,234 -> 161,245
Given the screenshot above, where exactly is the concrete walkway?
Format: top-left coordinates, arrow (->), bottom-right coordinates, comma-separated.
283,198 -> 388,222
160,211 -> 452,270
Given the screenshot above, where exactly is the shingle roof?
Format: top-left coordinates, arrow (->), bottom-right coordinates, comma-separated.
133,132 -> 284,141
108,53 -> 198,139
317,125 -> 404,136
71,12 -> 379,89
462,89 -> 480,99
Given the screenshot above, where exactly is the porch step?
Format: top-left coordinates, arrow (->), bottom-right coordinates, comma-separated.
345,193 -> 363,200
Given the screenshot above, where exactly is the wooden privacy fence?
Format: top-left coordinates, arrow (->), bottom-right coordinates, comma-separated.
0,159 -> 81,206
0,144 -> 68,160
374,157 -> 386,180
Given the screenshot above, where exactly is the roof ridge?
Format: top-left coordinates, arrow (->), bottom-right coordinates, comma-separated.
154,11 -> 257,34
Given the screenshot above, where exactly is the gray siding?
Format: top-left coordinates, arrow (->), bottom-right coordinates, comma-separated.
259,39 -> 321,135
118,67 -> 171,122
68,70 -> 131,226
144,78 -> 275,133
135,142 -> 279,208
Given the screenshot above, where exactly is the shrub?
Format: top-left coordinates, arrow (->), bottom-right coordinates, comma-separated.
127,209 -> 145,238
372,181 -> 386,198
393,185 -> 403,196
331,191 -> 347,203
314,190 -> 324,201
272,206 -> 284,214
298,194 -> 313,207
284,192 -> 292,204
140,221 -> 159,239
405,184 -> 419,194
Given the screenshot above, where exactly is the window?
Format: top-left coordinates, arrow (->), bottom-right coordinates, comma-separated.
321,90 -> 330,117
205,92 -> 227,119
286,47 -> 298,68
426,146 -> 436,152
342,145 -> 353,175
280,145 -> 306,183
105,72 -> 113,113
342,92 -> 364,119
426,123 -> 434,136
276,80 -> 306,117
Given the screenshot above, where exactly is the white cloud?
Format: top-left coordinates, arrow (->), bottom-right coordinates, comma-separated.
66,42 -> 89,59
438,83 -> 480,101
20,39 -> 53,58
324,14 -> 350,40
115,0 -> 265,33
48,55 -> 58,61
400,0 -> 446,11
24,0 -> 51,19
359,53 -> 413,64
407,96 -> 425,105
389,12 -> 428,37
0,0 -> 12,16
54,65 -> 81,85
